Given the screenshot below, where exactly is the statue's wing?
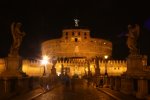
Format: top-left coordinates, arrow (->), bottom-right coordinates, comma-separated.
11,22 -> 16,41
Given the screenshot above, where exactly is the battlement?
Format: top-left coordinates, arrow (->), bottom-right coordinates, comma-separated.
23,59 -> 41,65
0,57 -> 128,77
22,59 -> 43,76
56,59 -> 127,65
99,60 -> 127,64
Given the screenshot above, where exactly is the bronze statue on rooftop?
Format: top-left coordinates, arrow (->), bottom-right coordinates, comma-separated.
126,24 -> 140,55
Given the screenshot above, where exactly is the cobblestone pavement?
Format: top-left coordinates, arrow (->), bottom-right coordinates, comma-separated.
33,79 -> 115,100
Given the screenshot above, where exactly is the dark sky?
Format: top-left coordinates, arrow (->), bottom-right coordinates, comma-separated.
0,0 -> 150,62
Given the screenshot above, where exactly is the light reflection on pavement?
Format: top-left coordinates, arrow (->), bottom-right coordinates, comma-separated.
33,79 -> 115,100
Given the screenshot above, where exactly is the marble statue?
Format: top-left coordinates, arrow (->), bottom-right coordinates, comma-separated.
126,24 -> 140,55
10,22 -> 26,56
74,19 -> 79,27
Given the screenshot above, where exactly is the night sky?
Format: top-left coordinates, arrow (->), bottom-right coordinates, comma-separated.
0,0 -> 150,63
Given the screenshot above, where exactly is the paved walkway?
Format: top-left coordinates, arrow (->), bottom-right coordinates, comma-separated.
11,87 -> 45,100
97,88 -> 141,100
11,83 -> 61,100
11,81 -> 143,100
33,80 -> 115,100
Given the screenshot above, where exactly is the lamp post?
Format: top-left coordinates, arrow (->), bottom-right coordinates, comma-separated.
95,56 -> 100,76
41,55 -> 49,76
104,55 -> 108,76
51,56 -> 57,75
104,55 -> 109,87
87,58 -> 91,77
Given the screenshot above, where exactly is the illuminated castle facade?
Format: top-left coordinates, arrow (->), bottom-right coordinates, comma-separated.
41,29 -> 112,58
40,27 -> 127,77
0,59 -> 127,77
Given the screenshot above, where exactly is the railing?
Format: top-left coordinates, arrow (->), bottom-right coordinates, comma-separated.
0,76 -> 59,100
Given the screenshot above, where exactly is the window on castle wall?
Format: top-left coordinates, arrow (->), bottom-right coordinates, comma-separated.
78,32 -> 80,36
66,36 -> 68,39
72,32 -> 75,36
66,32 -> 68,36
75,38 -> 78,42
84,37 -> 87,39
84,32 -> 86,36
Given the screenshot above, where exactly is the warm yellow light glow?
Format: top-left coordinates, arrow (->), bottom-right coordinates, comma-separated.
57,72 -> 61,76
43,55 -> 49,60
104,55 -> 108,59
41,55 -> 49,65
59,65 -> 61,68
85,68 -> 88,71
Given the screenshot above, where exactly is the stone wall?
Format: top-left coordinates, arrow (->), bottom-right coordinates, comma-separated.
22,60 -> 44,76
0,59 -> 127,77
55,59 -> 127,77
0,77 -> 41,100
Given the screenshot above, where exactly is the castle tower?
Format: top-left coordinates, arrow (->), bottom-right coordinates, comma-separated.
41,20 -> 112,77
41,20 -> 112,59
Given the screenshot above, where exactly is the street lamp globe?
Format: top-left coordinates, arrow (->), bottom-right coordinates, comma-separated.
104,55 -> 108,60
103,55 -> 109,88
41,55 -> 49,64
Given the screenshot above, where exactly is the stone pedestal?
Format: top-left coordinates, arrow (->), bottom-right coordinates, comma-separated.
120,54 -> 149,98
121,77 -> 133,94
136,79 -> 148,99
0,56 -> 26,77
127,55 -> 144,74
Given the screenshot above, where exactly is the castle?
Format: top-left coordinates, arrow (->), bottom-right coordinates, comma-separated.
1,22 -> 149,78
0,23 -> 127,77
41,28 -> 112,58
41,27 -> 127,77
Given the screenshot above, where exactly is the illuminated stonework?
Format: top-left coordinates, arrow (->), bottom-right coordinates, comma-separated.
41,29 -> 112,58
55,59 -> 127,77
1,58 -> 148,77
41,28 -> 114,77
